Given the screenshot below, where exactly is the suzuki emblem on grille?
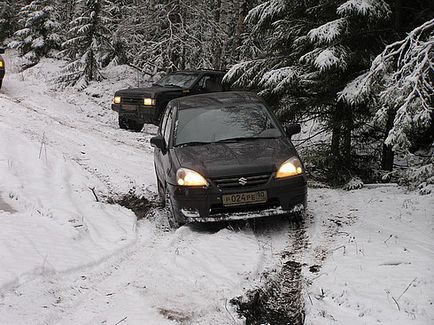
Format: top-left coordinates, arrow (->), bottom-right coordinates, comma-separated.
238,177 -> 248,186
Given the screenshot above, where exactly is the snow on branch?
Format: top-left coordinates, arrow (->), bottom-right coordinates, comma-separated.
339,18 -> 434,151
259,66 -> 299,94
246,0 -> 286,29
300,46 -> 349,72
308,18 -> 347,44
337,0 -> 391,19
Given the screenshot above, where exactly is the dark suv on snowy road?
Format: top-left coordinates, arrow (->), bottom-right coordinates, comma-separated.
111,70 -> 228,131
0,48 -> 5,89
150,91 -> 307,227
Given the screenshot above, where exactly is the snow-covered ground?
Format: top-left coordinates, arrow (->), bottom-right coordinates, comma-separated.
0,52 -> 433,324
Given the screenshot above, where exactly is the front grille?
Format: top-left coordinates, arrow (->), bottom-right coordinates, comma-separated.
212,173 -> 271,189
122,97 -> 143,105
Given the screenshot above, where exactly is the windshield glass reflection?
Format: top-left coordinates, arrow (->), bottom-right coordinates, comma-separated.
156,73 -> 199,88
174,104 -> 282,146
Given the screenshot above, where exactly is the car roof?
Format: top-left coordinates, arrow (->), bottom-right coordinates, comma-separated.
174,91 -> 263,110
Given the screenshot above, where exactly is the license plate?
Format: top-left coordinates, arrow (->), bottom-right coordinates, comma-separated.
222,191 -> 267,207
121,104 -> 137,111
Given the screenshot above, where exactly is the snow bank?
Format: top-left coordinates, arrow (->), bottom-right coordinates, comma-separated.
0,125 -> 137,290
306,187 -> 434,324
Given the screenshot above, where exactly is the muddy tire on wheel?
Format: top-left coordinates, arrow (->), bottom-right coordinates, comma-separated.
164,190 -> 184,229
118,116 -> 129,130
156,173 -> 165,207
131,121 -> 144,132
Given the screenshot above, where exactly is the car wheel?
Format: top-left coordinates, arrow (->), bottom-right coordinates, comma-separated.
119,116 -> 129,130
164,189 -> 184,229
0,79 -> 3,90
156,171 -> 165,207
131,121 -> 144,132
290,204 -> 306,222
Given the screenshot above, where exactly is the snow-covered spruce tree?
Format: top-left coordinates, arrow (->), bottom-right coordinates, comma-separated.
60,0 -> 113,87
54,0 -> 77,34
225,0 -> 392,180
116,0 -> 254,76
0,0 -> 19,44
339,18 -> 434,193
9,0 -> 61,67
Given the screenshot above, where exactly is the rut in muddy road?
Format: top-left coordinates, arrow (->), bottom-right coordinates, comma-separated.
232,219 -> 309,325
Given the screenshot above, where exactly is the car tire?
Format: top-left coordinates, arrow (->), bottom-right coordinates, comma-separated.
164,189 -> 184,229
0,79 -> 3,90
131,121 -> 144,132
290,203 -> 306,222
156,171 -> 165,207
119,116 -> 129,130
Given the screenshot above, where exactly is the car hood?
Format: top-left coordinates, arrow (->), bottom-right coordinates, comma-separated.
115,86 -> 182,97
173,138 -> 297,179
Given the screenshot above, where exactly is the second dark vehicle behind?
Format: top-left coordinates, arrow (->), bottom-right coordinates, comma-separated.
111,70 -> 228,130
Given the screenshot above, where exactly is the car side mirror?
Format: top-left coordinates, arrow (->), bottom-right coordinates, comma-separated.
285,124 -> 301,137
0,48 -> 5,54
150,135 -> 166,151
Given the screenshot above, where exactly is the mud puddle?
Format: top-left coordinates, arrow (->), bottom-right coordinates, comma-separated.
108,190 -> 158,220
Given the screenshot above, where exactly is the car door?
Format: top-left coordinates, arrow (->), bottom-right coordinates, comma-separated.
154,104 -> 171,183
154,103 -> 176,186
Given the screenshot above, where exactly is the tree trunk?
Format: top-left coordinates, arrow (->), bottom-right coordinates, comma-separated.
342,105 -> 352,169
231,0 -> 250,61
331,105 -> 343,159
381,107 -> 396,171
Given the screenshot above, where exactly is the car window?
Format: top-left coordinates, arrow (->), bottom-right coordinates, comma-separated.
160,106 -> 170,136
174,103 -> 282,146
164,108 -> 174,145
196,76 -> 210,89
196,75 -> 223,92
156,73 -> 199,88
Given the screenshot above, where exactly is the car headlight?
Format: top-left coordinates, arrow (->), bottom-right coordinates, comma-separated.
113,96 -> 121,104
144,98 -> 156,106
176,168 -> 208,187
276,157 -> 303,178
0,60 -> 4,68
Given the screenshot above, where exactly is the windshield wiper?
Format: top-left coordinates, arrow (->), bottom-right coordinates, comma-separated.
174,141 -> 212,147
215,136 -> 279,143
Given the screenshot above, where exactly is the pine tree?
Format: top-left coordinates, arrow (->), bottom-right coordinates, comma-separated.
0,0 -> 19,44
339,18 -> 434,157
9,0 -> 61,67
60,0 -> 113,87
225,0 -> 393,177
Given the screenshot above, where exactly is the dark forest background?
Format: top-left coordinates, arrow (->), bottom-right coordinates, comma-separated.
1,0 -> 433,191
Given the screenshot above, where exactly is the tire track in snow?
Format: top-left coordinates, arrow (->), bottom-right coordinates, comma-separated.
0,93 -> 155,196
232,217 -> 310,324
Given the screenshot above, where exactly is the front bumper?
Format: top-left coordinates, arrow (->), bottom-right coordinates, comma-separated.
111,104 -> 157,124
168,175 -> 307,223
0,69 -> 5,80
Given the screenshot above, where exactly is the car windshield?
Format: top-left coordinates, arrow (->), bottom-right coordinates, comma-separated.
174,103 -> 283,146
155,73 -> 199,88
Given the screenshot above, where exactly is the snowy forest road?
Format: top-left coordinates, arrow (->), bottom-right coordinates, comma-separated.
1,57 -> 432,325
0,57 -> 320,324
